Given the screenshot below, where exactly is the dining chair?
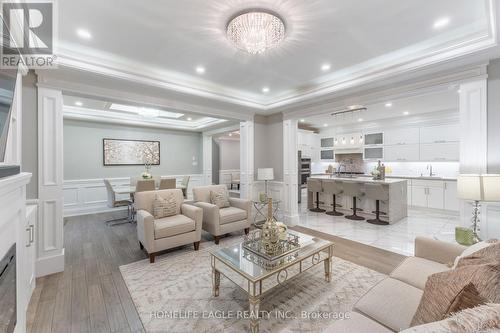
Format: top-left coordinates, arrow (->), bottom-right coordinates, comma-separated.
159,178 -> 176,189
103,179 -> 132,225
136,179 -> 156,192
178,175 -> 190,199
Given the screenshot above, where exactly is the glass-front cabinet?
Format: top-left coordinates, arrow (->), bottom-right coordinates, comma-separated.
363,132 -> 384,160
321,137 -> 334,148
320,149 -> 334,160
364,132 -> 384,145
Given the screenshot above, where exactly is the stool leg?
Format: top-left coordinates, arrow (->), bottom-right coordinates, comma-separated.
367,200 -> 389,225
310,192 -> 326,213
326,194 -> 343,216
345,196 -> 365,221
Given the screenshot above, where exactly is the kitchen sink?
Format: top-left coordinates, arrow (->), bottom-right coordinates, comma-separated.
418,176 -> 443,180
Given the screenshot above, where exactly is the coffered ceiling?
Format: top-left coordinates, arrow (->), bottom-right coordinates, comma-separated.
57,0 -> 497,112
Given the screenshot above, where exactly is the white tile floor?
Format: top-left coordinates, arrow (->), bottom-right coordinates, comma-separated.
298,190 -> 460,256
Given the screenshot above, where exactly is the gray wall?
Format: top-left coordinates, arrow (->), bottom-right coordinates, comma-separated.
21,71 -> 38,199
488,59 -> 500,173
218,139 -> 240,170
254,113 -> 284,181
63,119 -> 203,180
212,139 -> 220,184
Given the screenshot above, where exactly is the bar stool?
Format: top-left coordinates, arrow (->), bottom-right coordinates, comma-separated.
365,184 -> 389,225
322,181 -> 344,216
308,178 -> 326,213
342,182 -> 365,221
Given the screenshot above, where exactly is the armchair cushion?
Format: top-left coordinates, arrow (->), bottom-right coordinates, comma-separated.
219,206 -> 247,225
152,193 -> 177,218
154,214 -> 195,239
210,188 -> 230,208
193,185 -> 227,203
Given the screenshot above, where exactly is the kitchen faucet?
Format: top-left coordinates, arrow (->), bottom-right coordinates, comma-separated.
427,164 -> 436,177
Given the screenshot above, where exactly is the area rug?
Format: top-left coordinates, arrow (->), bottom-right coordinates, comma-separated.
119,236 -> 386,333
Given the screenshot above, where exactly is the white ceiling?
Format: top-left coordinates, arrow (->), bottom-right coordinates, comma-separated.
62,95 -> 231,131
57,0 -> 495,110
303,88 -> 459,129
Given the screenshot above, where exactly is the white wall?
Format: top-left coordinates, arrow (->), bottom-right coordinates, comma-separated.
63,119 -> 203,179
488,59 -> 500,173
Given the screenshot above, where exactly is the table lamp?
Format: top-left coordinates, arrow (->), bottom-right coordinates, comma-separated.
257,168 -> 274,200
457,174 -> 483,243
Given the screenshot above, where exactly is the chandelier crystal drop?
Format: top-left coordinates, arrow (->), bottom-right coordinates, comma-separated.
226,10 -> 285,54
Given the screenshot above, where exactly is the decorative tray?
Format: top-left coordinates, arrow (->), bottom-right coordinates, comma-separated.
242,230 -> 300,268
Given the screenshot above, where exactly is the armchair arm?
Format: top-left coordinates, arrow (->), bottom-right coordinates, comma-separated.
414,236 -> 466,265
194,201 -> 220,235
181,204 -> 203,238
229,197 -> 251,218
136,210 -> 155,252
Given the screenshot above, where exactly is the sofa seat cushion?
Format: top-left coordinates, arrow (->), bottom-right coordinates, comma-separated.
154,214 -> 195,239
354,278 -> 423,332
323,312 -> 393,333
219,206 -> 247,225
390,257 -> 449,290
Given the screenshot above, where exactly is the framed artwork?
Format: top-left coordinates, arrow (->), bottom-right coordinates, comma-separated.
103,138 -> 160,166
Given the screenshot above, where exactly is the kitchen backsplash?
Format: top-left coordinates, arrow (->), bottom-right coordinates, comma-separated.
312,160 -> 459,178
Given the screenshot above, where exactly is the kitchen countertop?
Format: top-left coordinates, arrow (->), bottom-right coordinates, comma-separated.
309,175 -> 407,184
311,174 -> 457,181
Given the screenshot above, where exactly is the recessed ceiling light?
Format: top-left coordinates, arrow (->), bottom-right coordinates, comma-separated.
74,101 -> 83,107
403,111 -> 410,116
262,87 -> 270,93
433,17 -> 450,29
385,102 -> 393,107
229,133 -> 232,137
323,123 -> 328,127
358,118 -> 363,122
300,119 -> 305,122
76,28 -> 92,40
321,63 -> 331,71
195,66 -> 205,74
187,117 -> 192,121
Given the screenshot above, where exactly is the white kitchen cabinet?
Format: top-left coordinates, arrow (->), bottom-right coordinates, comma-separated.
411,186 -> 428,207
420,142 -> 459,161
420,124 -> 460,144
364,147 -> 384,160
407,180 -> 412,206
410,179 -> 445,209
427,187 -> 445,209
384,144 -> 420,161
384,128 -> 419,145
444,181 -> 459,211
364,132 -> 384,145
335,132 -> 363,148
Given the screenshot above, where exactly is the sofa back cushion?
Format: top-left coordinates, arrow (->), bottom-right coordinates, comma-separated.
135,189 -> 183,216
411,244 -> 500,327
193,185 -> 227,203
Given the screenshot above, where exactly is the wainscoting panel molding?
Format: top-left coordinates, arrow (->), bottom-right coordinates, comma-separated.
63,174 -> 204,217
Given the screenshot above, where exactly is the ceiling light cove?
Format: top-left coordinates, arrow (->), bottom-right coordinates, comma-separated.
433,17 -> 450,29
262,87 -> 270,93
226,9 -> 286,54
76,28 -> 92,40
109,103 -> 184,119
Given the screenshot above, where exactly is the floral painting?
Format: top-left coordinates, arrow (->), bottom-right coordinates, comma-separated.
103,139 -> 160,166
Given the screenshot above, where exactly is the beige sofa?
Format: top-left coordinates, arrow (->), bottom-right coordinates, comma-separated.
192,185 -> 251,244
327,237 -> 467,332
135,189 -> 203,263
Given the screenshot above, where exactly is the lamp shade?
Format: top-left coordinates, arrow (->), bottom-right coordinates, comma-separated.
482,174 -> 500,202
457,174 -> 483,201
257,168 -> 274,181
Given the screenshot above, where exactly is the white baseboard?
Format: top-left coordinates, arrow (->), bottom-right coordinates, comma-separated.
36,249 -> 65,277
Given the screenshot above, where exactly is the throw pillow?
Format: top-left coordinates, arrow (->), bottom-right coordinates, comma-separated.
453,239 -> 498,269
445,283 -> 487,316
152,193 -> 177,219
410,263 -> 500,326
455,242 -> 500,268
210,188 -> 230,208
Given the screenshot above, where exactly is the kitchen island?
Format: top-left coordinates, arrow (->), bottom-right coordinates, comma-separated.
307,175 -> 408,224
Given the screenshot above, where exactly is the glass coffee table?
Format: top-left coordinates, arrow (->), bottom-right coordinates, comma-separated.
210,230 -> 334,333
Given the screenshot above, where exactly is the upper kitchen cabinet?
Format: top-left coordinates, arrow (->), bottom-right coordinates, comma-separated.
420,142 -> 460,161
298,131 -> 320,161
334,132 -> 363,148
364,132 -> 383,145
384,144 -> 419,161
420,124 -> 460,144
321,137 -> 334,148
384,128 -> 419,145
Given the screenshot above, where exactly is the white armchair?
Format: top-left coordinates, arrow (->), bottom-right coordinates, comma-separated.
135,189 -> 202,263
192,185 -> 251,244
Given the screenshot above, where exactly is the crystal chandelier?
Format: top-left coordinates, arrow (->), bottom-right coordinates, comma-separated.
226,10 -> 286,54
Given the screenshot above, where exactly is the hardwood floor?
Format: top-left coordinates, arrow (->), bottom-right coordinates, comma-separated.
27,212 -> 407,333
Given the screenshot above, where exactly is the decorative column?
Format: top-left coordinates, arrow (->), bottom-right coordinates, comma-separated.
37,87 -> 64,277
239,121 -> 254,200
283,119 -> 299,226
202,134 -> 213,185
459,79 -> 489,236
